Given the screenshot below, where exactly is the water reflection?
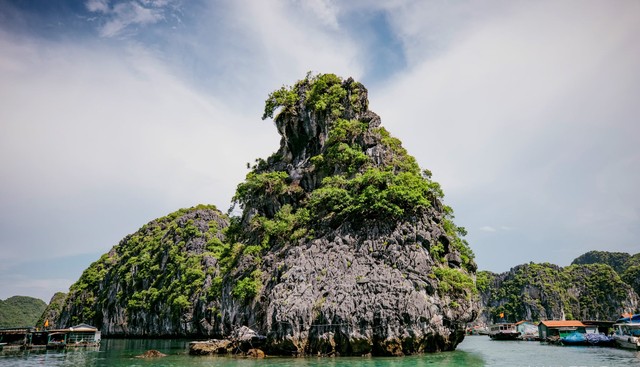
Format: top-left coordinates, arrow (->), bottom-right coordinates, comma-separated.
4,336 -> 639,367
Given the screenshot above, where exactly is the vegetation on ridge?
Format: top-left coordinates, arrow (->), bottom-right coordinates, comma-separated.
36,292 -> 66,328
0,296 -> 47,328
238,72 -> 476,289
62,205 -> 229,327
478,254 -> 639,323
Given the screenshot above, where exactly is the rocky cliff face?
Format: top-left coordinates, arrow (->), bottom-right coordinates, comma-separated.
36,292 -> 66,328
572,251 -> 640,297
476,260 -> 639,325
226,74 -> 477,355
57,205 -> 230,336
56,74 -> 478,355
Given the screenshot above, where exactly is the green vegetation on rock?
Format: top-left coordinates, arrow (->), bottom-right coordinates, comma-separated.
571,250 -> 635,274
59,205 -> 230,332
478,256 -> 639,324
36,292 -> 67,328
0,296 -> 47,328
240,73 -> 474,273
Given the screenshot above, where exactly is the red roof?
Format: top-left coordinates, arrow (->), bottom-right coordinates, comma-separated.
540,320 -> 585,327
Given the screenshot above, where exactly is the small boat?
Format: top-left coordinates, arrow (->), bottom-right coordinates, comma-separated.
612,314 -> 640,350
488,323 -> 520,340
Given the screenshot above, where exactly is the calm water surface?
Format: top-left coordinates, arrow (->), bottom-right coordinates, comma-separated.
1,335 -> 638,367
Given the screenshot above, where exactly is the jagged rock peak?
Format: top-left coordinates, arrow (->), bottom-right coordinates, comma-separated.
228,73 -> 478,355
262,73 -> 375,165
237,73 -> 449,233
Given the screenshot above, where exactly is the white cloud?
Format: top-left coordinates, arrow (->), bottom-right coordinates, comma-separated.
299,0 -> 340,29
0,34 -> 277,263
372,0 -> 640,271
85,0 -> 170,37
86,0 -> 110,13
479,226 -> 497,233
229,0 -> 363,88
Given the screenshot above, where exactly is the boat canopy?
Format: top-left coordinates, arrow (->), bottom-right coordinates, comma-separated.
616,314 -> 640,323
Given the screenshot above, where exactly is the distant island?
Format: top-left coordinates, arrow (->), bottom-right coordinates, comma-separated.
474,250 -> 639,327
0,296 -> 46,328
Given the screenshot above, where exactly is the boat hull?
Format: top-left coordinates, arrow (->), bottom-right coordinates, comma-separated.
489,332 -> 521,340
614,335 -> 640,350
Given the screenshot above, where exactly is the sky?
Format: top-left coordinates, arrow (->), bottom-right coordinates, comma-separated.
0,0 -> 638,303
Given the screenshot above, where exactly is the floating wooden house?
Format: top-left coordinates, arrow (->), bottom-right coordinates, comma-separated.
538,320 -> 586,340
0,324 -> 100,350
47,324 -> 101,349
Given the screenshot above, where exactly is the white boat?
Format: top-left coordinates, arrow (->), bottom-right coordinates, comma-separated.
612,315 -> 640,350
488,323 -> 520,340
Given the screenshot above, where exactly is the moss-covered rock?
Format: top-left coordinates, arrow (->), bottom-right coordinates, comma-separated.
36,292 -> 66,328
230,73 -> 477,355
56,205 -> 230,336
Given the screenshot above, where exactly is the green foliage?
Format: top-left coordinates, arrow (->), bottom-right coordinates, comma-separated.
65,205 -> 227,326
475,271 -> 495,293
571,250 -> 633,274
262,86 -> 298,120
0,296 -> 47,328
565,264 -> 631,319
234,171 -> 291,206
442,218 -> 475,270
36,292 -> 67,328
252,205 -> 310,249
622,265 -> 640,296
482,262 -> 638,323
429,241 -> 446,263
232,270 -> 262,303
433,267 -> 476,298
307,165 -> 448,228
570,251 -> 640,300
305,73 -> 347,117
262,73 -> 355,122
376,127 -> 421,174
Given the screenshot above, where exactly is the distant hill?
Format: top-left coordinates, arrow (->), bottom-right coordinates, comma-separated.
572,250 -> 640,296
476,250 -> 640,325
571,250 -> 638,273
0,296 -> 47,328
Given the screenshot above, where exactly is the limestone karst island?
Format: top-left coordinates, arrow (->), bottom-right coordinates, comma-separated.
2,74 -> 638,357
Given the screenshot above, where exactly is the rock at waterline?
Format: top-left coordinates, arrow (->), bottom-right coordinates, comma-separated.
135,350 -> 167,358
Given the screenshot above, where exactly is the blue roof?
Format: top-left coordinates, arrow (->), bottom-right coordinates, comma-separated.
616,314 -> 640,323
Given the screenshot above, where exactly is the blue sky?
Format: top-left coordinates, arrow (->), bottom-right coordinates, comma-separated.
1,0 -> 638,303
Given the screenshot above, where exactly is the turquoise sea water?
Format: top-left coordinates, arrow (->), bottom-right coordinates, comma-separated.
1,336 -> 638,367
